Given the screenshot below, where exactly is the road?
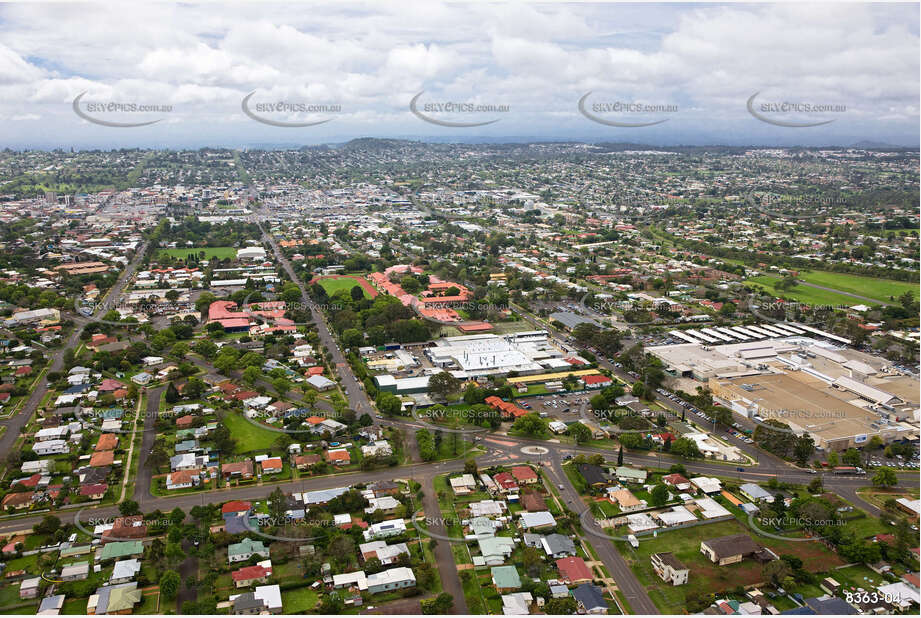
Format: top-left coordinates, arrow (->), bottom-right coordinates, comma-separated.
257,217 -> 374,418
543,452 -> 658,614
132,385 -> 164,502
0,241 -> 149,457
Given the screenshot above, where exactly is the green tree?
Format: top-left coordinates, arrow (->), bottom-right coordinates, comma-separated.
421,592 -> 453,614
670,437 -> 702,458
545,598 -> 577,614
568,422 -> 591,444
511,413 -> 548,437
872,466 -> 897,488
165,381 -> 180,404
159,570 -> 181,599
428,371 -> 461,399
793,434 -> 815,466
650,484 -> 669,507
243,365 -> 261,385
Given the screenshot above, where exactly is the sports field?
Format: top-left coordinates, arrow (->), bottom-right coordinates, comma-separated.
745,275 -> 859,307
797,270 -> 918,304
314,275 -> 377,298
159,246 -> 237,260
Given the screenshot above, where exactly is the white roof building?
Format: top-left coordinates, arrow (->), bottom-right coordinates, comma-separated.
695,497 -> 732,519
626,512 -> 658,533
519,511 -> 556,529
691,477 -> 722,494
655,506 -> 697,526
502,591 -> 534,615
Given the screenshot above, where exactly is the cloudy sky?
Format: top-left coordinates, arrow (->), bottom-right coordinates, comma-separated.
1,2 -> 918,149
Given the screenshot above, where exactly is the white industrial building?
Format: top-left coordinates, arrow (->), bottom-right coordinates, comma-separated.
425,332 -> 560,378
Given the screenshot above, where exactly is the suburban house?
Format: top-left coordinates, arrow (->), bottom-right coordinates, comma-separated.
691,476 -> 722,495
359,541 -> 410,565
98,541 -> 143,562
232,563 -> 273,588
662,473 -> 692,492
362,518 -> 407,541
228,538 -> 270,563
578,463 -> 608,487
231,584 -> 283,614
260,457 -> 283,475
556,556 -> 593,584
740,483 -> 775,503
60,562 -> 90,581
366,567 -> 416,595
614,466 -> 647,484
700,534 -> 765,565
541,533 -> 576,558
325,448 -> 351,466
222,460 -> 254,481
86,582 -> 142,614
491,565 -> 522,592
294,454 -> 321,470
519,511 -> 556,530
572,583 -> 608,614
608,489 -> 647,512
520,491 -> 546,512
166,469 -> 200,490
651,552 -> 689,585
449,474 -> 477,495
510,465 -> 538,485
110,559 -> 141,585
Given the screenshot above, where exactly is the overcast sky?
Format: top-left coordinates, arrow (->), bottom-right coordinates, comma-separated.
1,2 -> 918,149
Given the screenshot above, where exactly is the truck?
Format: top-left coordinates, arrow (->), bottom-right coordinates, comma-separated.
832,466 -> 858,475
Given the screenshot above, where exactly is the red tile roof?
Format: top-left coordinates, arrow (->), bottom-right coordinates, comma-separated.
222,500 -> 252,515
556,556 -> 593,583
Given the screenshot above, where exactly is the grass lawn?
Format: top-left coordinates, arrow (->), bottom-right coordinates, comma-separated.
222,412 -> 280,453
747,271 -> 920,307
746,275 -> 859,307
317,276 -> 371,298
136,591 -> 161,614
797,270 -> 919,304
615,518 -> 844,614
830,564 -> 889,594
281,587 -> 319,612
159,246 -> 237,260
61,598 -> 87,614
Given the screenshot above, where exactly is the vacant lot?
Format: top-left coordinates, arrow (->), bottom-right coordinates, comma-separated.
222,412 -> 280,453
160,246 -> 237,260
615,518 -> 844,614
